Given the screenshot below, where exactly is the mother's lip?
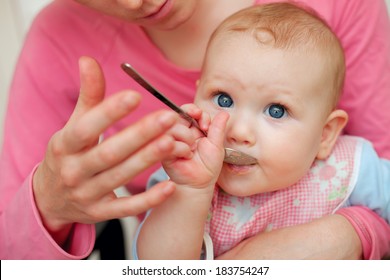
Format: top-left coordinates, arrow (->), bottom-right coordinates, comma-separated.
143,0 -> 169,18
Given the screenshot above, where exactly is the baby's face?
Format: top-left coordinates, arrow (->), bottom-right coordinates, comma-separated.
195,33 -> 333,196
74,0 -> 197,30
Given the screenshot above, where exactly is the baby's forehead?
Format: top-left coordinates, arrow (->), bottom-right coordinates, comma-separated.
202,45 -> 337,109
209,30 -> 342,99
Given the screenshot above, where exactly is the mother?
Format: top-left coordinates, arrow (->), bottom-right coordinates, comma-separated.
1,0 -> 389,259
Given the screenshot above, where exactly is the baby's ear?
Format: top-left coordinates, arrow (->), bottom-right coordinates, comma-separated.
316,109 -> 348,160
196,79 -> 200,88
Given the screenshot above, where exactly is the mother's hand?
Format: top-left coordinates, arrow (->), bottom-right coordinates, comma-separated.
32,57 -> 181,246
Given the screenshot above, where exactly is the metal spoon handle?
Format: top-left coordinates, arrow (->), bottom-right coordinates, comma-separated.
121,62 -> 257,166
121,63 -> 206,136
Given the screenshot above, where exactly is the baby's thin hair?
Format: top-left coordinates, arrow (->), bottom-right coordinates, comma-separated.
208,2 -> 346,108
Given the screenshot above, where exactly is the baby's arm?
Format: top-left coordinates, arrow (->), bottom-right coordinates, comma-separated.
347,139 -> 390,223
137,108 -> 229,259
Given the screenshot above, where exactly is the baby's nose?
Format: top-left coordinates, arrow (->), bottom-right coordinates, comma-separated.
226,118 -> 256,146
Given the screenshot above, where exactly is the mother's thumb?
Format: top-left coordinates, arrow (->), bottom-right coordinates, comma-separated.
73,56 -> 106,119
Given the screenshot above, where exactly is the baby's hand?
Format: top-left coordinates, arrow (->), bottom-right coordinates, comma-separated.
163,104 -> 229,190
181,103 -> 211,136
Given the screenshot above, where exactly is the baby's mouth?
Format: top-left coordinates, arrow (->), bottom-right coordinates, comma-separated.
225,162 -> 257,174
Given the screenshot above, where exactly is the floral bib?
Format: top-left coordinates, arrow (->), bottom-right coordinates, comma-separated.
205,136 -> 362,257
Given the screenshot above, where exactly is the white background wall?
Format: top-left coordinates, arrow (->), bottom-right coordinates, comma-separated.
1,0 -> 390,148
0,0 -> 52,148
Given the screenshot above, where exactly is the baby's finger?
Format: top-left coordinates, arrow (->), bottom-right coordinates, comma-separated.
181,104 -> 210,132
167,123 -> 197,145
170,141 -> 194,159
181,103 -> 202,117
207,111 -> 230,147
198,110 -> 211,132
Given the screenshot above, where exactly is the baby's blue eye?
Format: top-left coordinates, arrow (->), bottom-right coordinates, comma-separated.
266,104 -> 286,119
213,92 -> 233,108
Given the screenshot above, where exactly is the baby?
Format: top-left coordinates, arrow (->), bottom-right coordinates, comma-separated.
135,2 -> 390,259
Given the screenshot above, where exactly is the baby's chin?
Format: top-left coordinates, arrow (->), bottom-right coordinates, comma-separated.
217,166 -> 267,197
217,174 -> 293,197
216,180 -> 265,197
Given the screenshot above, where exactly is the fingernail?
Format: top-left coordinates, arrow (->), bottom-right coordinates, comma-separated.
162,181 -> 176,195
158,112 -> 176,127
120,92 -> 139,110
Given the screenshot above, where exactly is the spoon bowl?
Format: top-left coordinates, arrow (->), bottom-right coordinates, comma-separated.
121,63 -> 258,166
224,148 -> 258,165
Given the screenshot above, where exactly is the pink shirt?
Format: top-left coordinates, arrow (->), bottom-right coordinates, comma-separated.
1,0 -> 389,259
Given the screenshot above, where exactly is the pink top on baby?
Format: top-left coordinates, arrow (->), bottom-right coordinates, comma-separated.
1,0 -> 389,259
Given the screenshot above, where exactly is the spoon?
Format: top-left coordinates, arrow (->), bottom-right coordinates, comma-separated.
121,63 -> 258,166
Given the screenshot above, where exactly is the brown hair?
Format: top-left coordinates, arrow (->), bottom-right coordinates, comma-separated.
207,2 -> 345,108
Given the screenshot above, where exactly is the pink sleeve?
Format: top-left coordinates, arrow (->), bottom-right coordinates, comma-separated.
334,0 -> 390,159
337,206 -> 390,259
332,0 -> 390,260
0,165 -> 95,259
0,2 -> 95,259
